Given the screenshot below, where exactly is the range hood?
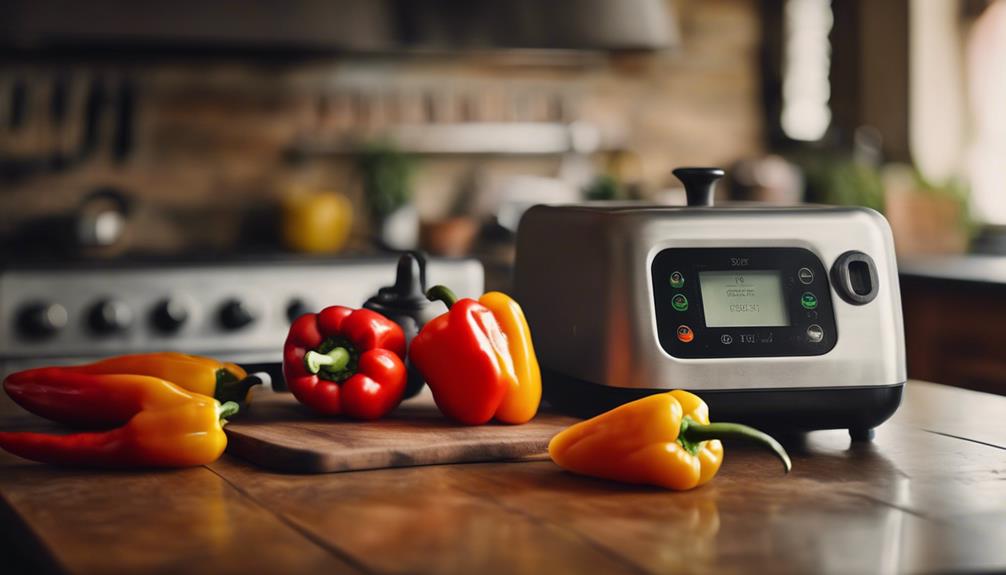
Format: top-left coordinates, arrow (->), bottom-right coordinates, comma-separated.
1,0 -> 677,54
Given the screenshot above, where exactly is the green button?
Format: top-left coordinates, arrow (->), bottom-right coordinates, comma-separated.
801,292 -> 818,310
669,271 -> 685,289
671,294 -> 689,312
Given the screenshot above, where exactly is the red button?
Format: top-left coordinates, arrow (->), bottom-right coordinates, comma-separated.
676,325 -> 694,343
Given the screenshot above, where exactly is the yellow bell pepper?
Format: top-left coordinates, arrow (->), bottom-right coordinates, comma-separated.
281,190 -> 354,254
548,390 -> 791,490
124,395 -> 236,467
478,291 -> 542,424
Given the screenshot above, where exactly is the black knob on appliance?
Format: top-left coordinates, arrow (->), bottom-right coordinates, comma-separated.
152,298 -> 190,333
88,299 -> 133,334
673,167 -> 724,207
364,251 -> 437,399
286,298 -> 312,323
17,302 -> 68,338
219,299 -> 256,330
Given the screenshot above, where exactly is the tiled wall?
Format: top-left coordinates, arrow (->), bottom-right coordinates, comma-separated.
0,0 -> 763,255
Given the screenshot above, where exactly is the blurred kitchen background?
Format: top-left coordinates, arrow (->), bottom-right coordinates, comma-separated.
1,0 -> 1005,394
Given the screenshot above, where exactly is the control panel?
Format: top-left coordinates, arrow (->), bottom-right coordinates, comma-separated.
651,247 -> 839,358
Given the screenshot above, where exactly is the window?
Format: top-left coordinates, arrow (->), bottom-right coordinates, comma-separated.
781,0 -> 834,142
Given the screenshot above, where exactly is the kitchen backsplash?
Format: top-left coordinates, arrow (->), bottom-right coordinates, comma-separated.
0,0 -> 762,256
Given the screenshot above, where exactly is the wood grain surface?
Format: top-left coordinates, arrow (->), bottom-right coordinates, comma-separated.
223,391 -> 578,473
0,380 -> 1004,575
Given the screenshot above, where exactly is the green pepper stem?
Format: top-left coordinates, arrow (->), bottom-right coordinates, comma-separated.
218,401 -> 240,421
426,285 -> 459,309
305,347 -> 350,375
680,418 -> 792,473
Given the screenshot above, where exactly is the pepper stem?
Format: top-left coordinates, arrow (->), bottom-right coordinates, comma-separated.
426,285 -> 459,309
216,374 -> 264,405
305,347 -> 350,375
679,417 -> 792,473
218,401 -> 240,421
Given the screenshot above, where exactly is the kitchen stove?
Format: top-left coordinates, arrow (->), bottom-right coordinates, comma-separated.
0,256 -> 483,380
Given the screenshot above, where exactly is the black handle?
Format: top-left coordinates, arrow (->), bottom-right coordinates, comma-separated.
390,251 -> 425,301
366,251 -> 430,310
673,167 -> 724,207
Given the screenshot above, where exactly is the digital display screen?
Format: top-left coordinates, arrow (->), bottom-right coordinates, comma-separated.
698,270 -> 790,327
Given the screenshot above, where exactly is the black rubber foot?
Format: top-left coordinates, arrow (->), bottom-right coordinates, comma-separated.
849,428 -> 876,442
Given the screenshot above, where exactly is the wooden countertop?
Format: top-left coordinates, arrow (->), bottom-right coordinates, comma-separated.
2,380 -> 1004,574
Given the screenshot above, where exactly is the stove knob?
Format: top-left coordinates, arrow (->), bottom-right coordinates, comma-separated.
151,298 -> 190,333
219,299 -> 256,330
88,299 -> 133,335
286,298 -> 312,323
17,302 -> 68,338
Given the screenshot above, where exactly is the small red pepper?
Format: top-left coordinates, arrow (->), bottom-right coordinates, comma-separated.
283,306 -> 407,420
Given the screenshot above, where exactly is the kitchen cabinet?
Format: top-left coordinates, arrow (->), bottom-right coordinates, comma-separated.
900,256 -> 1006,396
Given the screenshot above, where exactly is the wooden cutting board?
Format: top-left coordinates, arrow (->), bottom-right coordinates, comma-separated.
224,391 -> 580,474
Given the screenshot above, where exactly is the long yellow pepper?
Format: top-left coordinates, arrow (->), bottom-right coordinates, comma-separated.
71,352 -> 253,406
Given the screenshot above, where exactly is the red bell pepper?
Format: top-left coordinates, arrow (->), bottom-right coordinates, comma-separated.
409,286 -> 519,425
283,306 -> 407,420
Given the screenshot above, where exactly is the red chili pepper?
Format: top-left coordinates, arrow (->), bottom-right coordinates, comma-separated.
409,286 -> 517,425
283,306 -> 407,420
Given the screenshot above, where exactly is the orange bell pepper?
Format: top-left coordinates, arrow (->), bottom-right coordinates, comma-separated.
72,352 -> 251,404
477,291 -> 542,424
549,390 -> 791,490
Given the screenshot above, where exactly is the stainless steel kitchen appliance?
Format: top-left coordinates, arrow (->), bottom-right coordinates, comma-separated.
515,167 -> 905,439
